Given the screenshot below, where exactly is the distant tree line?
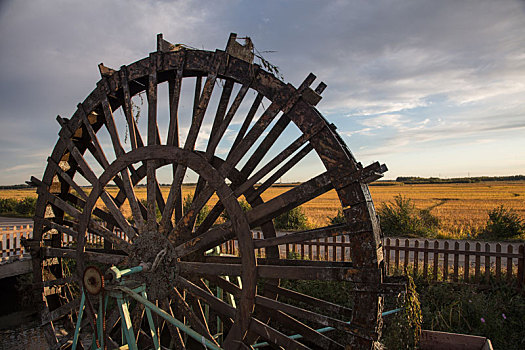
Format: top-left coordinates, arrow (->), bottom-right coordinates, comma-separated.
395,175 -> 525,184
0,184 -> 33,189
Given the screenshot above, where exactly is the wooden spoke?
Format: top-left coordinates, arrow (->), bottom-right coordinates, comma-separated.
172,224 -> 234,258
178,261 -> 377,283
249,317 -> 312,350
263,284 -> 353,319
147,63 -> 158,232
46,157 -> 88,201
119,66 -> 142,150
254,224 -> 351,248
167,68 -> 184,222
35,217 -> 79,241
42,247 -> 126,265
176,276 -> 236,320
206,79 -> 234,156
100,190 -> 137,240
231,92 -> 263,151
239,114 -> 291,177
31,35 -> 386,350
101,96 -> 145,232
246,143 -> 314,203
76,104 -> 111,169
257,304 -> 345,350
256,295 -> 374,341
160,298 -> 185,349
169,287 -> 217,344
43,297 -> 81,323
246,170 -> 333,228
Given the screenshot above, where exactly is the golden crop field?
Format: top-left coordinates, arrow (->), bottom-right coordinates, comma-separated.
2,181 -> 524,239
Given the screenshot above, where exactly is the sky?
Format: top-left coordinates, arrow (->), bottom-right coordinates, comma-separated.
1,0 -> 524,185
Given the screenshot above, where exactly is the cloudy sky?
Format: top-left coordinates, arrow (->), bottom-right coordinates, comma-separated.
1,0 -> 524,185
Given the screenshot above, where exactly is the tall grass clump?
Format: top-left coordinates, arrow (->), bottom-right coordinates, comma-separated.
378,195 -> 439,237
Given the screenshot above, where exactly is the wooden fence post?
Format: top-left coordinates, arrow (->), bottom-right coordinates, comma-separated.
496,243 -> 502,281
464,242 -> 470,282
453,242 -> 459,282
324,237 -> 329,261
413,240 -> 419,276
341,235 -> 345,262
404,239 -> 409,272
394,238 -> 400,271
485,243 -> 491,283
385,238 -> 391,274
475,242 -> 481,282
423,240 -> 429,279
518,245 -> 524,289
443,241 -> 449,281
507,245 -> 513,281
433,240 -> 439,281
332,236 -> 337,262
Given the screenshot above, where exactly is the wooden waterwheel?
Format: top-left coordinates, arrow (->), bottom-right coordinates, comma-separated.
27,33 -> 401,349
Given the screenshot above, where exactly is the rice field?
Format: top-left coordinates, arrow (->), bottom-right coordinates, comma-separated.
2,181 -> 524,239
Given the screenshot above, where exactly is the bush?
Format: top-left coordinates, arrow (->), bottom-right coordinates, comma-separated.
274,206 -> 308,230
140,199 -> 161,221
413,275 -> 525,350
221,199 -> 251,221
183,194 -> 209,226
382,274 -> 422,349
0,197 -> 36,217
481,205 -> 524,239
328,210 -> 346,225
378,195 -> 439,237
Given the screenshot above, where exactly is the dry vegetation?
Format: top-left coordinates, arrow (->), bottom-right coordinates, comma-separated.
2,181 -> 524,239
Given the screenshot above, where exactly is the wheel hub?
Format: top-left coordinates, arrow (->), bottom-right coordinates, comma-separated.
130,231 -> 177,300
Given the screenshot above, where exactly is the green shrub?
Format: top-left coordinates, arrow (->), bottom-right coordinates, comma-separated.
328,210 -> 346,225
183,194 -> 209,226
0,197 -> 36,217
221,199 -> 251,221
378,195 -> 439,237
481,205 -> 524,239
414,275 -> 525,350
274,206 -> 308,230
382,274 -> 422,349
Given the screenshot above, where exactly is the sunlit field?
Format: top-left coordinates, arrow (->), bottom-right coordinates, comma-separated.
2,181 -> 524,239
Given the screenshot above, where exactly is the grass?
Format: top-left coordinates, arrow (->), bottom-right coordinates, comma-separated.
1,181 -> 524,239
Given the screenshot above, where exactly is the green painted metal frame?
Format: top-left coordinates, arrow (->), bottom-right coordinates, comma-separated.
72,265 -> 223,350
